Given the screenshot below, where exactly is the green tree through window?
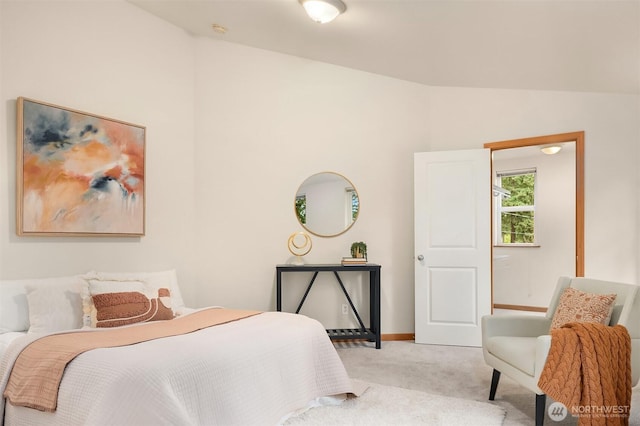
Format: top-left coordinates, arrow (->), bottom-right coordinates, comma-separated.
295,195 -> 306,224
497,170 -> 535,244
350,190 -> 359,222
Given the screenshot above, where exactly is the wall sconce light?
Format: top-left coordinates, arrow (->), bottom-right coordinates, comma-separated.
299,0 -> 346,24
540,145 -> 562,155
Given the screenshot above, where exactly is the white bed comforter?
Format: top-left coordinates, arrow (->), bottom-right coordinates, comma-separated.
0,310 -> 355,426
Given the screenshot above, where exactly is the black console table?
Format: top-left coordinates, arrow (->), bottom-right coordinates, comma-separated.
276,264 -> 381,349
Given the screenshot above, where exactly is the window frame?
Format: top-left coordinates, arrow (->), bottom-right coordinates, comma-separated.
494,168 -> 538,246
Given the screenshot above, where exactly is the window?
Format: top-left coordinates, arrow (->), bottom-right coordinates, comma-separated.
295,195 -> 306,224
496,169 -> 536,244
346,188 -> 359,224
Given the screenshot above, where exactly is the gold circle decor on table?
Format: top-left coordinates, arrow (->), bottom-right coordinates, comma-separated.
288,231 -> 312,257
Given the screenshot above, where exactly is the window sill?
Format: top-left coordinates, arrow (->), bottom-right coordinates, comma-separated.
494,244 -> 540,248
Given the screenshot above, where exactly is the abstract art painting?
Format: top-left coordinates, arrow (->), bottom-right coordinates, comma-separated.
17,97 -> 145,236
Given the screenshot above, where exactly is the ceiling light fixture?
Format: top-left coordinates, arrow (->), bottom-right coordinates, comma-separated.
299,0 -> 346,24
211,24 -> 227,34
540,145 -> 562,155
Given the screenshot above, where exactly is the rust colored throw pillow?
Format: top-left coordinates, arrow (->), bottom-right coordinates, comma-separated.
92,288 -> 174,328
550,287 -> 617,330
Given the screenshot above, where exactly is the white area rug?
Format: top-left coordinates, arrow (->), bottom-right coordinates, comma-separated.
284,380 -> 506,425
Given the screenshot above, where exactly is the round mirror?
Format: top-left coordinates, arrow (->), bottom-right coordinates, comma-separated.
294,172 -> 360,237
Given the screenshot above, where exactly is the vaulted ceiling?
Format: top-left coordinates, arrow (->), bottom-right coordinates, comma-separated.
129,0 -> 640,94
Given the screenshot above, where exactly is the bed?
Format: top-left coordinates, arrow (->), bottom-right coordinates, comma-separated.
0,271 -> 359,425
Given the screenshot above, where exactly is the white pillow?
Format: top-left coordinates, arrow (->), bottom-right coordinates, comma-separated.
86,270 -> 186,314
0,275 -> 86,333
26,278 -> 87,333
0,281 -> 29,333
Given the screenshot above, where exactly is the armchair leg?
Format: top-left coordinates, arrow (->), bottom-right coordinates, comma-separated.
489,369 -> 500,400
535,394 -> 546,426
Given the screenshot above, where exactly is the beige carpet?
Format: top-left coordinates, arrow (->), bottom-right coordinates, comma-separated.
333,341 -> 640,426
284,379 -> 505,425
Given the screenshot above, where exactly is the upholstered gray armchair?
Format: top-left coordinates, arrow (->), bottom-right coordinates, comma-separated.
482,276 -> 640,426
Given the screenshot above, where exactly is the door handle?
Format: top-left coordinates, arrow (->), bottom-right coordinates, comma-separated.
417,255 -> 424,261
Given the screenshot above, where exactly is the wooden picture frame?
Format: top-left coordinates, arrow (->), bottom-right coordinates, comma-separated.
17,97 -> 145,236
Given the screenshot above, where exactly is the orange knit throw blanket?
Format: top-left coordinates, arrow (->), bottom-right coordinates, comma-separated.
538,322 -> 631,426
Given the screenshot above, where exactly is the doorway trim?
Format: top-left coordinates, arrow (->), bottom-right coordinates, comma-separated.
484,131 -> 585,311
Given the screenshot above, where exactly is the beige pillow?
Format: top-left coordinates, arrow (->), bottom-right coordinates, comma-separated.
91,287 -> 174,328
85,270 -> 186,315
83,278 -> 175,328
550,287 -> 616,329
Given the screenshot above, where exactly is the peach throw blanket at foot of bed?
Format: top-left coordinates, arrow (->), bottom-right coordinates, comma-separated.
3,308 -> 261,412
537,322 -> 631,426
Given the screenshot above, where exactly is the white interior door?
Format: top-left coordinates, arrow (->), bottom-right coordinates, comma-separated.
414,149 -> 491,346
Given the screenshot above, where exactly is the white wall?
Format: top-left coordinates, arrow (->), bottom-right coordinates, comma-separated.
427,87 -> 639,287
191,38 -> 638,332
0,1 -> 199,303
1,1 -> 638,335
192,38 -> 430,331
493,147 -> 576,308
